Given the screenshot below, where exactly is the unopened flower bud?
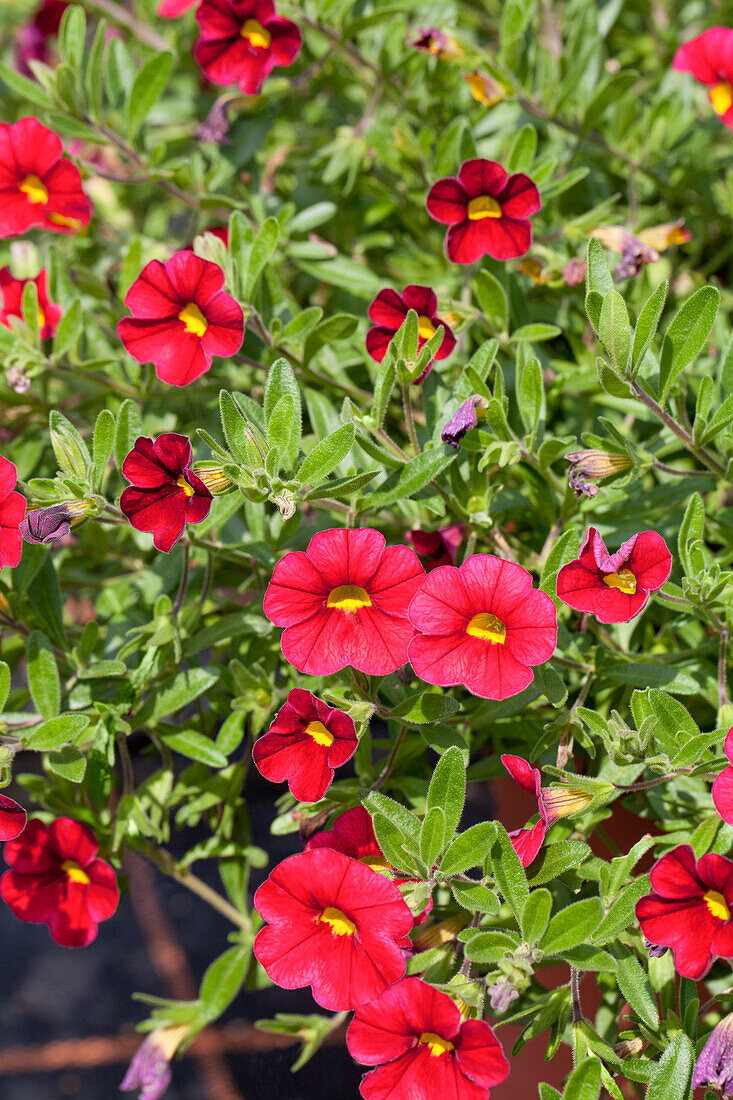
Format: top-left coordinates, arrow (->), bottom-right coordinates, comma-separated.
566,450 -> 633,498
412,915 -> 465,952
464,71 -> 506,107
539,786 -> 595,825
614,1037 -> 644,1059
488,979 -> 519,1013
193,466 -> 232,494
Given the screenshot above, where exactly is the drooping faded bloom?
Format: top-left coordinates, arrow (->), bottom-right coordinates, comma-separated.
408,554 -> 557,701
347,977 -> 510,1100
195,0 -> 302,96
1,817 -> 119,947
120,1024 -> 191,1100
692,1013 -> 733,1095
117,250 -> 244,387
441,395 -> 489,448
556,527 -> 672,623
263,528 -> 425,676
0,266 -> 62,340
0,118 -> 91,238
253,848 -> 413,1010
565,450 -> 633,498
120,434 -> 212,553
427,158 -> 540,264
20,499 -> 91,544
674,27 -> 733,131
636,845 -> 733,980
252,689 -> 358,804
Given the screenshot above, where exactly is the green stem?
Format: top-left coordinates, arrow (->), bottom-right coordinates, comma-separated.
141,843 -> 252,932
401,383 -> 420,453
630,379 -> 726,476
82,0 -> 169,50
372,725 -> 408,791
172,542 -> 190,617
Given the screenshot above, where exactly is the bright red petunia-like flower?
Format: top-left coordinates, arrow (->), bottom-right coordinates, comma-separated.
16,0 -> 68,76
0,267 -> 61,339
264,528 -> 425,676
427,158 -> 540,264
347,976 -> 509,1100
1,817 -> 119,947
252,689 -> 358,804
117,250 -> 243,387
195,0 -> 302,96
556,527 -> 672,624
673,27 -> 733,131
366,285 -> 456,379
158,0 -> 199,15
306,806 -> 388,869
712,727 -> 733,825
0,795 -> 26,841
501,755 -> 594,867
408,554 -> 557,700
406,524 -> 465,571
0,456 -> 27,571
636,845 -> 733,980
0,118 -> 91,238
253,847 -> 413,1010
120,434 -> 212,553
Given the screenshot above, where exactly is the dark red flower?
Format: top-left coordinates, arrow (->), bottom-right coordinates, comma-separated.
195,0 -> 302,96
253,847 -> 413,1010
408,554 -> 557,700
263,528 -> 425,676
713,727 -> 733,825
406,525 -> 465,570
1,817 -> 119,947
0,795 -> 26,841
0,118 -> 91,238
117,250 -> 243,387
120,434 -> 212,553
501,755 -> 594,867
366,285 -> 456,379
252,689 -> 358,804
427,159 -> 540,264
636,845 -> 733,980
0,456 -> 26,571
16,0 -> 68,75
158,0 -> 199,14
347,976 -> 509,1100
0,266 -> 61,339
673,27 -> 733,130
306,806 -> 388,869
556,527 -> 672,624
409,28 -> 462,60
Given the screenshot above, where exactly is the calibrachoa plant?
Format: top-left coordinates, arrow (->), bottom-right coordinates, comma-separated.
0,2 -> 732,1099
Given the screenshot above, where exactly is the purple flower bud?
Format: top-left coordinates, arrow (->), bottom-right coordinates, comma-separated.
19,502 -> 81,544
487,980 -> 519,1013
120,1026 -> 189,1100
692,1014 -> 733,1095
441,395 -> 489,449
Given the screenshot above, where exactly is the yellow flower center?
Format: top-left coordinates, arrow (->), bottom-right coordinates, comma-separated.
305,720 -> 334,747
61,860 -> 90,885
418,1032 -> 454,1057
46,212 -> 79,228
326,585 -> 372,613
359,854 -> 392,872
20,174 -> 48,205
710,81 -> 733,117
176,475 -> 195,498
37,304 -> 46,329
417,315 -> 436,340
704,890 -> 731,922
541,787 -> 593,821
240,18 -> 271,49
602,568 -> 637,595
178,302 -> 208,337
467,195 -> 501,220
466,612 -> 506,644
319,907 -> 356,936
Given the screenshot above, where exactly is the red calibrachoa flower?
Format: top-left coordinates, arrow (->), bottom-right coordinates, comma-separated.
0,456 -> 27,571
1,817 -> 120,947
195,0 -> 302,96
0,118 -> 91,238
263,528 -> 425,676
408,554 -> 557,700
501,756 -> 594,867
0,795 -> 26,841
16,0 -> 68,76
120,434 -> 212,553
347,976 -> 509,1100
366,285 -> 456,378
0,267 -> 62,339
406,524 -> 465,570
427,158 -> 540,264
253,848 -> 413,1010
712,727 -> 733,824
673,27 -> 733,131
636,845 -> 733,979
556,527 -> 672,624
305,806 -> 388,869
252,689 -> 358,804
158,0 -> 199,14
117,250 -> 244,387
